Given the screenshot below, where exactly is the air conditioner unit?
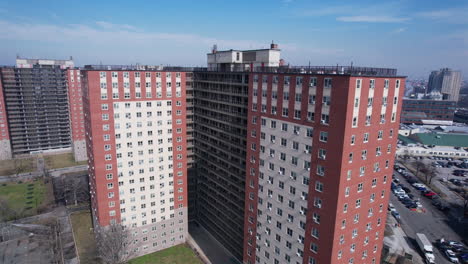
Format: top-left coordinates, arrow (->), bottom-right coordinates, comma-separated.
320,155 -> 326,159
315,203 -> 322,209
279,171 -> 284,175
268,207 -> 272,211
287,218 -> 293,222
296,252 -> 301,257
267,219 -> 271,223
270,154 -> 275,157
290,175 -> 295,180
272,111 -> 277,114
267,180 -> 272,184
268,194 -> 273,198
300,210 -> 305,215
271,139 -> 276,143
301,195 -> 307,200
265,242 -> 269,246
297,238 -> 302,243
320,120 -> 326,124
307,168 -> 310,171
294,131 -> 299,135
377,151 -> 381,155
362,156 -> 366,160
376,168 -> 380,172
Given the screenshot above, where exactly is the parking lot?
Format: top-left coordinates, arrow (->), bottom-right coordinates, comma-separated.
396,156 -> 467,214
390,166 -> 468,263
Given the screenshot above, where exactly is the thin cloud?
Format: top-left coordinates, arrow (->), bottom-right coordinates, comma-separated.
0,20 -> 295,52
417,7 -> 468,24
392,27 -> 407,34
337,16 -> 410,23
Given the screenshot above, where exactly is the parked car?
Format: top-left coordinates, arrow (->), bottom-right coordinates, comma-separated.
407,177 -> 419,184
388,203 -> 396,212
391,211 -> 400,220
445,249 -> 460,263
401,186 -> 411,193
423,191 -> 438,198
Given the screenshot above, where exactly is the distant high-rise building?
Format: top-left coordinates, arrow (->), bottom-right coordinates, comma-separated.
0,58 -> 74,159
427,68 -> 462,101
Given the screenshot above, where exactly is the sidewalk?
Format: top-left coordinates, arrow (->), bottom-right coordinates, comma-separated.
384,214 -> 423,264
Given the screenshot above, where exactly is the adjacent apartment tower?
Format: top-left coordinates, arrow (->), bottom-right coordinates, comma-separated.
0,57 -> 87,161
192,44 -> 281,260
427,68 -> 462,101
0,58 -> 74,158
82,66 -> 189,257
242,68 -> 404,264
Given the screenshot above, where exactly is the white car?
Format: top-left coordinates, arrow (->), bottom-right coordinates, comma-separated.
412,183 -> 427,188
394,189 -> 406,195
445,249 -> 459,263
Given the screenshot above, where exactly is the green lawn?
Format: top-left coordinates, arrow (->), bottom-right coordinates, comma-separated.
70,211 -> 99,264
0,158 -> 36,176
44,153 -> 87,169
0,179 -> 53,220
129,244 -> 203,264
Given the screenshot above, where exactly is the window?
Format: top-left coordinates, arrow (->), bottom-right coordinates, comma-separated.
315,181 -> 323,192
310,77 -> 317,87
318,149 -> 326,160
319,131 -> 328,142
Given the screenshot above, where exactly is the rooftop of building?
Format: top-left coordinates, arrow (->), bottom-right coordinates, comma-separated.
81,64 -> 402,77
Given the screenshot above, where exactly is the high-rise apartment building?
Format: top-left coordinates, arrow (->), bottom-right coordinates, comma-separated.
191,44 -> 281,260
67,68 -> 87,161
0,58 -> 74,158
242,67 -> 404,264
0,75 -> 12,160
427,68 -> 462,101
82,65 -> 189,257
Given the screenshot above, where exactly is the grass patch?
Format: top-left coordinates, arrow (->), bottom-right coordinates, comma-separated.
0,158 -> 35,176
70,211 -> 98,264
44,153 -> 87,169
129,244 -> 203,264
0,179 -> 53,220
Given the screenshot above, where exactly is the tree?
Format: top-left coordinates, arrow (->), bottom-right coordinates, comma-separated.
461,187 -> 468,218
13,159 -> 27,177
95,223 -> 133,264
422,165 -> 438,185
412,160 -> 425,178
0,198 -> 13,222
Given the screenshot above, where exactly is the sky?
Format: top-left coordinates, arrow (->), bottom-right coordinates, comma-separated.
0,0 -> 467,79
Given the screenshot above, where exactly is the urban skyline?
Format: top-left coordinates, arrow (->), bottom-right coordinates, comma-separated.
0,0 -> 467,79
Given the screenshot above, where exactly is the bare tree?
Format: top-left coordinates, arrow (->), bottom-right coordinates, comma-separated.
13,159 -> 27,177
0,198 -> 13,222
412,160 -> 425,178
422,166 -> 438,185
55,175 -> 89,206
96,223 -> 133,264
461,187 -> 468,219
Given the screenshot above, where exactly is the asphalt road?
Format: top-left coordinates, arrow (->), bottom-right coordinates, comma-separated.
391,170 -> 463,264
